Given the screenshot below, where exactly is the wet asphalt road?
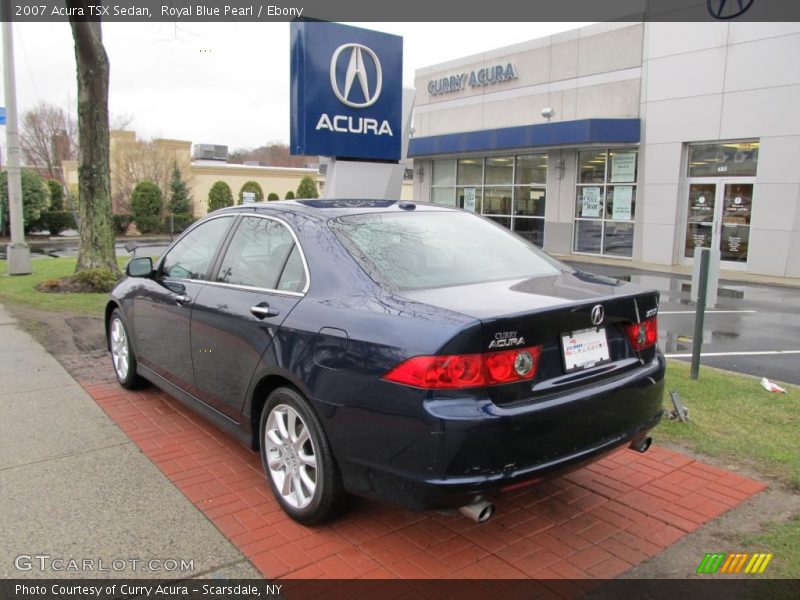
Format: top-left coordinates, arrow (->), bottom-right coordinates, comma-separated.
568,261 -> 800,385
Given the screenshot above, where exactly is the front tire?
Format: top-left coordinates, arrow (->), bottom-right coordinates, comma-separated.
108,309 -> 145,389
259,387 -> 351,525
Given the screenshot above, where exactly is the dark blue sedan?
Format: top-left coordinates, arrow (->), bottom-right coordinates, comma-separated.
106,200 -> 664,524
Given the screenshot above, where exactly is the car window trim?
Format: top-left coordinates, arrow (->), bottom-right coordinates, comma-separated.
207,212 -> 311,296
157,213 -> 238,281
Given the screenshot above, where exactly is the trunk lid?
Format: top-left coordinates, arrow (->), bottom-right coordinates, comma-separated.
402,270 -> 660,404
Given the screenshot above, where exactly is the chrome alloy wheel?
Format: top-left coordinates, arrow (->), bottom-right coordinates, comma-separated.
264,404 -> 318,509
110,317 -> 130,381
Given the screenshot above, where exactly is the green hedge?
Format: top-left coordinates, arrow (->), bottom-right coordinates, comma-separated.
208,181 -> 234,212
112,214 -> 133,234
41,211 -> 76,236
131,181 -> 163,234
163,213 -> 195,234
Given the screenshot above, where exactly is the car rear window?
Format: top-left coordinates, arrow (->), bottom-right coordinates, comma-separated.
330,211 -> 560,290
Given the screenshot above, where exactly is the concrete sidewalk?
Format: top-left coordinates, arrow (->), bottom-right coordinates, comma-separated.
0,303 -> 260,579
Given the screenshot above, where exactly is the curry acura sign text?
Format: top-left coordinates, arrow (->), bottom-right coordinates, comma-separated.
428,63 -> 518,97
290,22 -> 403,161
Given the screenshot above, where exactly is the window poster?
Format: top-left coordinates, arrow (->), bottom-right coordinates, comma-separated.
612,186 -> 633,220
582,187 -> 601,218
463,187 -> 476,212
610,152 -> 636,183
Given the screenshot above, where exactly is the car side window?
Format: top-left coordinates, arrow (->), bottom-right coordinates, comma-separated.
161,216 -> 233,280
276,245 -> 307,293
216,216 -> 303,291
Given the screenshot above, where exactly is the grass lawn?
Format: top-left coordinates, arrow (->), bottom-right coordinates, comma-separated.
660,360 -> 798,487
661,359 -> 799,577
0,257 -> 126,315
744,515 -> 800,579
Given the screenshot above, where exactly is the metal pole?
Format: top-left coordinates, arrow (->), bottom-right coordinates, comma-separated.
2,18 -> 32,274
690,248 -> 710,380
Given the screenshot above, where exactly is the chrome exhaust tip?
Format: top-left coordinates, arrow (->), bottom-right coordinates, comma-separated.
630,436 -> 653,453
459,498 -> 495,523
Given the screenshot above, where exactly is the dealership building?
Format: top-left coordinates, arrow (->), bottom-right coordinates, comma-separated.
408,21 -> 800,279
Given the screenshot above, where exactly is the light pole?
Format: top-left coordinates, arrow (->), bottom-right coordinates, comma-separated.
3,18 -> 32,275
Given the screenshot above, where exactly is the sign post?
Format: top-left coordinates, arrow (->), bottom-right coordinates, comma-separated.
2,19 -> 32,274
690,248 -> 711,380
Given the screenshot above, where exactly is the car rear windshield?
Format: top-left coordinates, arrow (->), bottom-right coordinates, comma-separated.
330,211 -> 561,290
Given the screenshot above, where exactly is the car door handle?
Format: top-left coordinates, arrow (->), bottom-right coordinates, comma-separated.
250,304 -> 280,319
173,294 -> 192,305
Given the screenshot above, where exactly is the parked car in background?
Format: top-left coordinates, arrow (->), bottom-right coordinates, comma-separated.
106,200 -> 664,524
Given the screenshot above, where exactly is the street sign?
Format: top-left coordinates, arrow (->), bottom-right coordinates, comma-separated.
0,107 -> 6,125
290,22 -> 403,161
242,191 -> 256,204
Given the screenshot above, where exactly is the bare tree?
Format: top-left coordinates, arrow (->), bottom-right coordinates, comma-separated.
69,6 -> 119,274
111,112 -> 134,130
19,102 -> 78,179
229,141 -> 315,168
111,138 -> 190,213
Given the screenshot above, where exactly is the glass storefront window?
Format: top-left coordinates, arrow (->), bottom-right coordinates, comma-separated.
576,186 -> 605,219
514,217 -> 544,246
688,141 -> 759,178
603,221 -> 635,257
608,150 -> 638,183
431,186 -> 456,207
484,186 -> 512,215
515,154 -> 547,185
515,187 -> 545,217
485,156 -> 514,185
606,186 -> 636,221
487,216 -> 512,230
578,150 -> 607,183
429,154 -> 547,247
432,159 -> 456,187
457,158 -> 482,185
574,148 -> 638,258
457,187 -> 482,213
574,220 -> 602,253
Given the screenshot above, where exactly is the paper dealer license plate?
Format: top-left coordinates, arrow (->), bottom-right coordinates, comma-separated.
561,327 -> 611,372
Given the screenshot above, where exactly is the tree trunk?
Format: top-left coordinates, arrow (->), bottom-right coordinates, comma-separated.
68,8 -> 119,274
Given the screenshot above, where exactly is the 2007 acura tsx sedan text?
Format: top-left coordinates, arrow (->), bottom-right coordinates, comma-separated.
106,200 -> 664,524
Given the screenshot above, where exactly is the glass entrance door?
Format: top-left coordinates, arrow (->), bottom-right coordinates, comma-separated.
683,179 -> 754,267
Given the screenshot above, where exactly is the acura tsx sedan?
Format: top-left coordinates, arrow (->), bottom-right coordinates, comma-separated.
106,200 -> 664,524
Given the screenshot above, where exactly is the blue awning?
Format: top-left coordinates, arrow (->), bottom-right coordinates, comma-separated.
408,118 -> 640,157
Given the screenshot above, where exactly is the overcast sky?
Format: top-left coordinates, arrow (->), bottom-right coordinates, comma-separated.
2,21 -> 590,152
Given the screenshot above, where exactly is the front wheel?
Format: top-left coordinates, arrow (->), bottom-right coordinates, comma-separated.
108,309 -> 145,389
259,387 -> 352,524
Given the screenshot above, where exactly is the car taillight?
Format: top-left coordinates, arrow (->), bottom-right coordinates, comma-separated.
624,317 -> 658,351
383,346 -> 542,389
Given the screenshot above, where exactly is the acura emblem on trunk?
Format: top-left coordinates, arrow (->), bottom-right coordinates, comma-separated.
591,305 -> 605,326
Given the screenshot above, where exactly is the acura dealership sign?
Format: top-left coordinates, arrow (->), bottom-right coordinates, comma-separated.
290,22 -> 403,161
428,63 -> 518,97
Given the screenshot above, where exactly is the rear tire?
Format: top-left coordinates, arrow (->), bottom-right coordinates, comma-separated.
259,387 -> 352,525
108,309 -> 145,389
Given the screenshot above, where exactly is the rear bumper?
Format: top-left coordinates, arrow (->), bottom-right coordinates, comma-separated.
328,352 -> 666,511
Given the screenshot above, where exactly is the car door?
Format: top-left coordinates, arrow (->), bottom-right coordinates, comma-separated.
190,214 -> 308,418
131,215 -> 236,395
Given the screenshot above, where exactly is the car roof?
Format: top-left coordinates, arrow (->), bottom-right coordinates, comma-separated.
215,200 -> 458,222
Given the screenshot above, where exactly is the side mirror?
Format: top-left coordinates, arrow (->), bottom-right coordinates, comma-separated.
126,257 -> 153,278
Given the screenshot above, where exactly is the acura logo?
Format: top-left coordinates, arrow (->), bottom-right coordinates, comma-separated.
329,43 -> 383,108
707,0 -> 755,19
591,305 -> 605,326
